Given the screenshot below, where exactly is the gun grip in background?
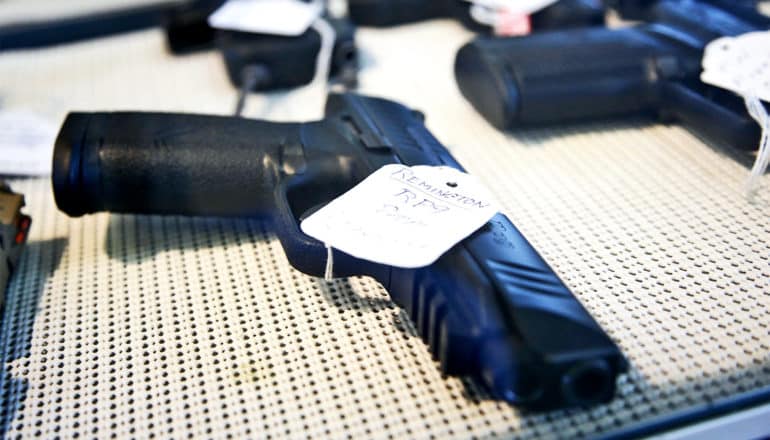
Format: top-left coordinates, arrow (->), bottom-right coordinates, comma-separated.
217,16 -> 358,91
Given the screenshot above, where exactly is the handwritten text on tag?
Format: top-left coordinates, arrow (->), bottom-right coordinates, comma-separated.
300,165 -> 499,268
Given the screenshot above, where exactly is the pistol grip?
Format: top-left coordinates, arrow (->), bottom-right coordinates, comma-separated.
52,112 -> 298,217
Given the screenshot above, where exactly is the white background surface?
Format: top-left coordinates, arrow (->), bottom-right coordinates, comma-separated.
1,2 -> 769,439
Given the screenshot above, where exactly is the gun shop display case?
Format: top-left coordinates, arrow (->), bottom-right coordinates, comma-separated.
1,2 -> 769,439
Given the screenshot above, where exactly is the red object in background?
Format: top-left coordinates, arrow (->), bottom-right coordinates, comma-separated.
15,215 -> 30,244
495,12 -> 532,36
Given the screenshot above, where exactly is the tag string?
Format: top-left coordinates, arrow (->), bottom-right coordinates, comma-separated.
324,244 -> 334,281
310,15 -> 335,94
233,65 -> 269,117
743,94 -> 770,202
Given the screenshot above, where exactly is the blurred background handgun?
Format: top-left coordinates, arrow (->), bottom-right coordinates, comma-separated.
347,0 -> 606,32
0,0 -> 358,93
454,0 -> 770,152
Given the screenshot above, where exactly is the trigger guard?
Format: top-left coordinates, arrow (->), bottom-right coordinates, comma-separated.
271,184 -> 327,276
271,185 -> 389,283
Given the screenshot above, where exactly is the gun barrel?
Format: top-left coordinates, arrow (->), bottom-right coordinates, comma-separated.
388,213 -> 627,409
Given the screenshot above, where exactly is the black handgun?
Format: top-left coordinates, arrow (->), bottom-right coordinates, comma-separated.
51,93 -> 627,410
166,1 -> 358,92
0,182 -> 31,312
0,0 -> 357,93
347,0 -> 605,31
215,16 -> 358,92
454,0 -> 770,151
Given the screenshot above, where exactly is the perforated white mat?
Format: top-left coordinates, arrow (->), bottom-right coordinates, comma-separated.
1,11 -> 769,440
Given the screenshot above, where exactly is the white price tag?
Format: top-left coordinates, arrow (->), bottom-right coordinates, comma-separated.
464,0 -> 557,36
701,31 -> 770,101
0,110 -> 58,176
301,165 -> 499,269
701,31 -> 770,200
208,0 -> 323,36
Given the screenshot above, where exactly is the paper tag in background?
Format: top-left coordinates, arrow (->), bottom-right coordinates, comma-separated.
465,0 -> 556,36
301,165 -> 499,269
701,31 -> 770,102
208,0 -> 323,36
0,110 -> 58,176
464,0 -> 558,14
701,31 -> 770,200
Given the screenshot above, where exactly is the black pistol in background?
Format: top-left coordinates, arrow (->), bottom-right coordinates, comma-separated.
347,0 -> 605,31
51,93 -> 627,410
165,0 -> 359,92
0,182 -> 31,313
215,16 -> 358,92
0,0 -> 357,92
454,0 -> 770,151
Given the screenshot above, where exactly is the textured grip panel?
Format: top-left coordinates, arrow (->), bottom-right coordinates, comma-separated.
454,27 -> 682,128
52,112 -> 300,218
